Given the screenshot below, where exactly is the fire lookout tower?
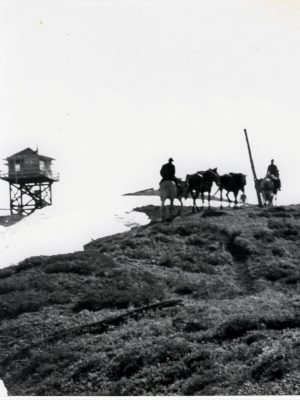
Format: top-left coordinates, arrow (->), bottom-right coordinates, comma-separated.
0,148 -> 59,216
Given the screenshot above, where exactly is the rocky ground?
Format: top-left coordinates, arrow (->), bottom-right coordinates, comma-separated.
0,204 -> 300,395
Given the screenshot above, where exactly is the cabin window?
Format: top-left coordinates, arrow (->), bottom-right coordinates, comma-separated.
25,158 -> 35,166
39,160 -> 46,170
15,161 -> 21,172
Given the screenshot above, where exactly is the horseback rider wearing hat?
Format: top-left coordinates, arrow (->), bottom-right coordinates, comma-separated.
160,158 -> 180,186
267,159 -> 281,191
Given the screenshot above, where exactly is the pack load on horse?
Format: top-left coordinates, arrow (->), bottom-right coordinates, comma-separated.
217,172 -> 247,208
159,158 -> 188,220
185,168 -> 219,212
266,159 -> 281,191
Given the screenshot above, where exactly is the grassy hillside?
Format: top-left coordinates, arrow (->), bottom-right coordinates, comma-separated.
0,205 -> 300,395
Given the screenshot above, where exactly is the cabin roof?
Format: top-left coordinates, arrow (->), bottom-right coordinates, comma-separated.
6,148 -> 54,161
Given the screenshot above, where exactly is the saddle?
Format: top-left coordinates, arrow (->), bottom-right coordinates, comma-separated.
266,174 -> 280,191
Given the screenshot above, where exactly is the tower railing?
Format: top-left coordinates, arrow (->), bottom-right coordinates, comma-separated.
0,168 -> 59,181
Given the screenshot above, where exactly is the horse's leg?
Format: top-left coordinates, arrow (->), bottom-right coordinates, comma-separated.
273,189 -> 277,206
201,192 -> 205,209
234,191 -> 238,208
208,191 -> 211,209
178,197 -> 183,216
192,191 -> 197,213
270,194 -> 274,206
196,191 -> 201,212
193,195 -> 197,213
170,198 -> 174,218
226,192 -> 232,207
220,188 -> 223,210
161,199 -> 166,221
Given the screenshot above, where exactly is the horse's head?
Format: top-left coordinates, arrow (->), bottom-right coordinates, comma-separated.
206,168 -> 220,185
180,180 -> 190,199
241,173 -> 247,187
185,174 -> 192,184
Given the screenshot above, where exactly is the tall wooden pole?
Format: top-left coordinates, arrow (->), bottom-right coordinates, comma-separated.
244,129 -> 263,207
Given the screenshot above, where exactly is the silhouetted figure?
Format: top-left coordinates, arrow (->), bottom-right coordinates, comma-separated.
160,158 -> 179,185
267,159 -> 281,190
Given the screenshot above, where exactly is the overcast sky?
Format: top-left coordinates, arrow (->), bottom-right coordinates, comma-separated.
0,0 -> 300,210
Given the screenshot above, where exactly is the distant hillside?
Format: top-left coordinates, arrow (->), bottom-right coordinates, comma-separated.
122,188 -> 233,203
123,187 -> 159,196
0,205 -> 300,395
0,215 -> 23,227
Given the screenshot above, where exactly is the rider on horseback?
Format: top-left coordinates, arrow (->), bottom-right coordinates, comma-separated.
266,159 -> 281,191
160,158 -> 180,185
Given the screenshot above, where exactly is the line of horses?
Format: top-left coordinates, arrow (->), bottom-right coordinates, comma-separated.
159,168 -> 278,220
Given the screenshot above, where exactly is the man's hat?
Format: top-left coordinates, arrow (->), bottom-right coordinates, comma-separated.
168,158 -> 174,162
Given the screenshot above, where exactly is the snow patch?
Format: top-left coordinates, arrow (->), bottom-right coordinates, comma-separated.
0,380 -> 7,396
0,196 -> 160,268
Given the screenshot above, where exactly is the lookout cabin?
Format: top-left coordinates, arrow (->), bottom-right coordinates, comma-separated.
1,147 -> 58,184
0,148 -> 59,216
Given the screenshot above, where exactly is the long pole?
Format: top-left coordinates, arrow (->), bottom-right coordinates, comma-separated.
244,129 -> 263,207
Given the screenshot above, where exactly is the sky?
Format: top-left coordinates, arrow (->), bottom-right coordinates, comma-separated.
0,0 -> 300,210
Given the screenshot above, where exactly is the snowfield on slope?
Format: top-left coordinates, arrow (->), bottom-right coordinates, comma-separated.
0,196 -> 163,269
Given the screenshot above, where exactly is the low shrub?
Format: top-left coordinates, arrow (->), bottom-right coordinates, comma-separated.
0,292 -> 45,319
205,251 -> 232,266
182,371 -> 218,395
0,268 -> 16,279
251,355 -> 289,382
262,315 -> 300,330
71,354 -> 107,381
253,229 -> 275,243
201,209 -> 227,218
18,347 -> 78,381
0,279 -> 26,294
261,260 -> 296,282
15,256 -> 48,272
180,260 -> 215,274
175,225 -> 197,237
73,272 -> 165,312
45,261 -> 94,275
159,256 -> 174,268
268,220 -> 300,240
281,273 -> 300,284
186,235 -> 207,246
183,320 -> 208,332
173,284 -> 195,295
227,234 -> 254,261
108,352 -> 145,380
244,332 -> 268,345
183,350 -> 211,371
153,233 -> 174,243
73,290 -> 132,311
271,247 -> 287,257
45,254 -> 118,275
215,316 -> 261,340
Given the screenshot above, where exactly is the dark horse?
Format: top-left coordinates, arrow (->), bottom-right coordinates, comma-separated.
218,172 -> 247,208
185,168 -> 219,212
257,176 -> 277,206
